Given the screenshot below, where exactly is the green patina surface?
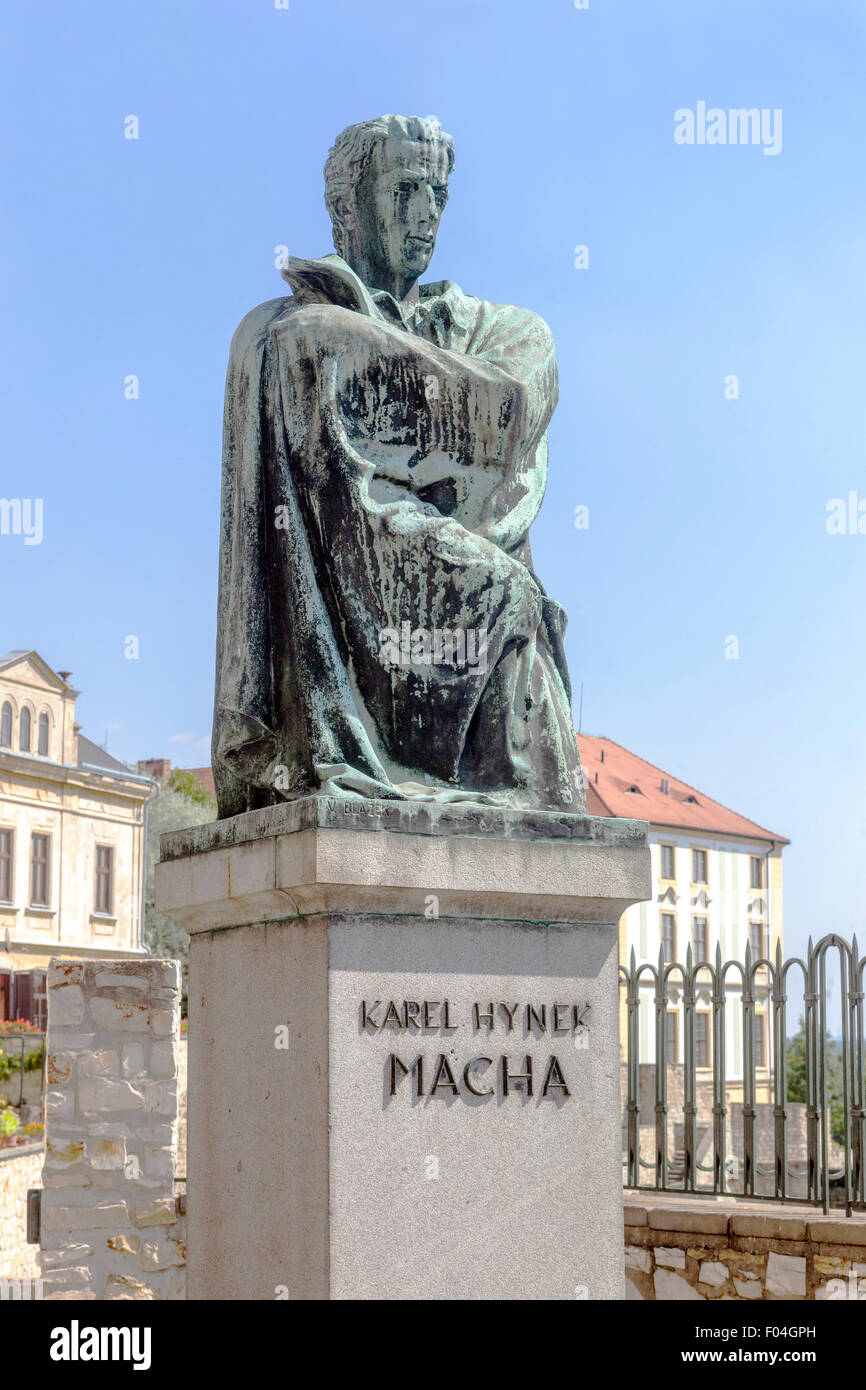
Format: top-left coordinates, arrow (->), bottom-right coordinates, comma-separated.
213,115 -> 587,821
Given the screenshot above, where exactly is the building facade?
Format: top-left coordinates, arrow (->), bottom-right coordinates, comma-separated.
577,734 -> 788,1091
0,651 -> 153,1024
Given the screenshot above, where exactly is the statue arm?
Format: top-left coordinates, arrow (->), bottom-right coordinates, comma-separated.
272,304 -> 551,477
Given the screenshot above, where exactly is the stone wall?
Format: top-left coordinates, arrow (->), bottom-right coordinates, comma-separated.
0,1147 -> 42,1281
621,1064 -> 839,1203
625,1196 -> 866,1300
176,1037 -> 187,1178
39,958 -> 186,1300
622,1064 -> 717,1128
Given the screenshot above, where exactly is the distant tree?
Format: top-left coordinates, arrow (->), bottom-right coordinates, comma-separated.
139,772 -> 216,1009
167,768 -> 215,806
786,1016 -> 846,1146
144,904 -> 190,1003
786,1016 -> 808,1102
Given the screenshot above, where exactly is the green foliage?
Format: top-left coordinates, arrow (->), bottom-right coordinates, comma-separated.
786,1016 -> 847,1147
0,1040 -> 44,1081
0,1108 -> 19,1137
786,1018 -> 808,1103
145,904 -> 189,1007
143,774 -> 216,1009
167,769 -> 215,806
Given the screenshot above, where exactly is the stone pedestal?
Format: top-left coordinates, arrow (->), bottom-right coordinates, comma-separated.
156,798 -> 650,1301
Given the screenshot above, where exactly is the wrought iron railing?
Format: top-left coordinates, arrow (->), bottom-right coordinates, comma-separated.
620,934 -> 865,1215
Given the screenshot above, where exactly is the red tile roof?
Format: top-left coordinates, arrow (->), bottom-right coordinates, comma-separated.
577,734 -> 788,844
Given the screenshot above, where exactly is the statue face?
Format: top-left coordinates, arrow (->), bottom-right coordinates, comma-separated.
357,137 -> 450,286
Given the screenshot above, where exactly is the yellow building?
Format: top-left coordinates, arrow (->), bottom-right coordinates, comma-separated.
578,734 -> 788,1099
0,651 -> 154,1024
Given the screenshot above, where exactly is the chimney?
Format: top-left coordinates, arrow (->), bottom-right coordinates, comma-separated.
137,758 -> 172,782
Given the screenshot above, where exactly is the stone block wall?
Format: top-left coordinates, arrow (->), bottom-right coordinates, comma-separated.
0,1148 -> 42,1282
176,1037 -> 187,1178
39,958 -> 186,1300
622,1064 -> 717,1128
625,1196 -> 866,1300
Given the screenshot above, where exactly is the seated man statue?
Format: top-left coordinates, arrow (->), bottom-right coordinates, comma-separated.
213,113 -> 586,818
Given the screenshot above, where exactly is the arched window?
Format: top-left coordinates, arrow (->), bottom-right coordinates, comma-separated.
37,713 -> 49,757
0,702 -> 11,748
20,707 -> 31,752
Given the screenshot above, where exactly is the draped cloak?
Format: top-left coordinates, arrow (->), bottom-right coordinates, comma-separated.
212,254 -> 586,818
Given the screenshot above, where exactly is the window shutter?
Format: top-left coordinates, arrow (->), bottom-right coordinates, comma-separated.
0,971 -> 11,1021
13,972 -> 33,1024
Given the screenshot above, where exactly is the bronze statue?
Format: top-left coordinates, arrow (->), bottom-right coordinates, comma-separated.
213,115 -> 585,817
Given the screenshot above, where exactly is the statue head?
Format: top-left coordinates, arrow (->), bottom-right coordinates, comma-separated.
324,114 -> 455,296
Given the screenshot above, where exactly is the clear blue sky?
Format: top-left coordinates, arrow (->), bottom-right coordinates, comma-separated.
2,0 -> 864,957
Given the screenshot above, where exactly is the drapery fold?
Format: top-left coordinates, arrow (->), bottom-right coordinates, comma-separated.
212,256 -> 585,818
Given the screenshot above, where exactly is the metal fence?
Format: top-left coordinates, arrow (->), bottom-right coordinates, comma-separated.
620,934 -> 865,1215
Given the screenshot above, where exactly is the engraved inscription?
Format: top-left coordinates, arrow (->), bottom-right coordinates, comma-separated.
361,997 -> 591,1104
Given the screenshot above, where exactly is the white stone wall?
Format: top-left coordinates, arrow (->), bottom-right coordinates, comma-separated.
176,1037 -> 187,1178
39,957 -> 186,1300
0,1148 -> 42,1281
